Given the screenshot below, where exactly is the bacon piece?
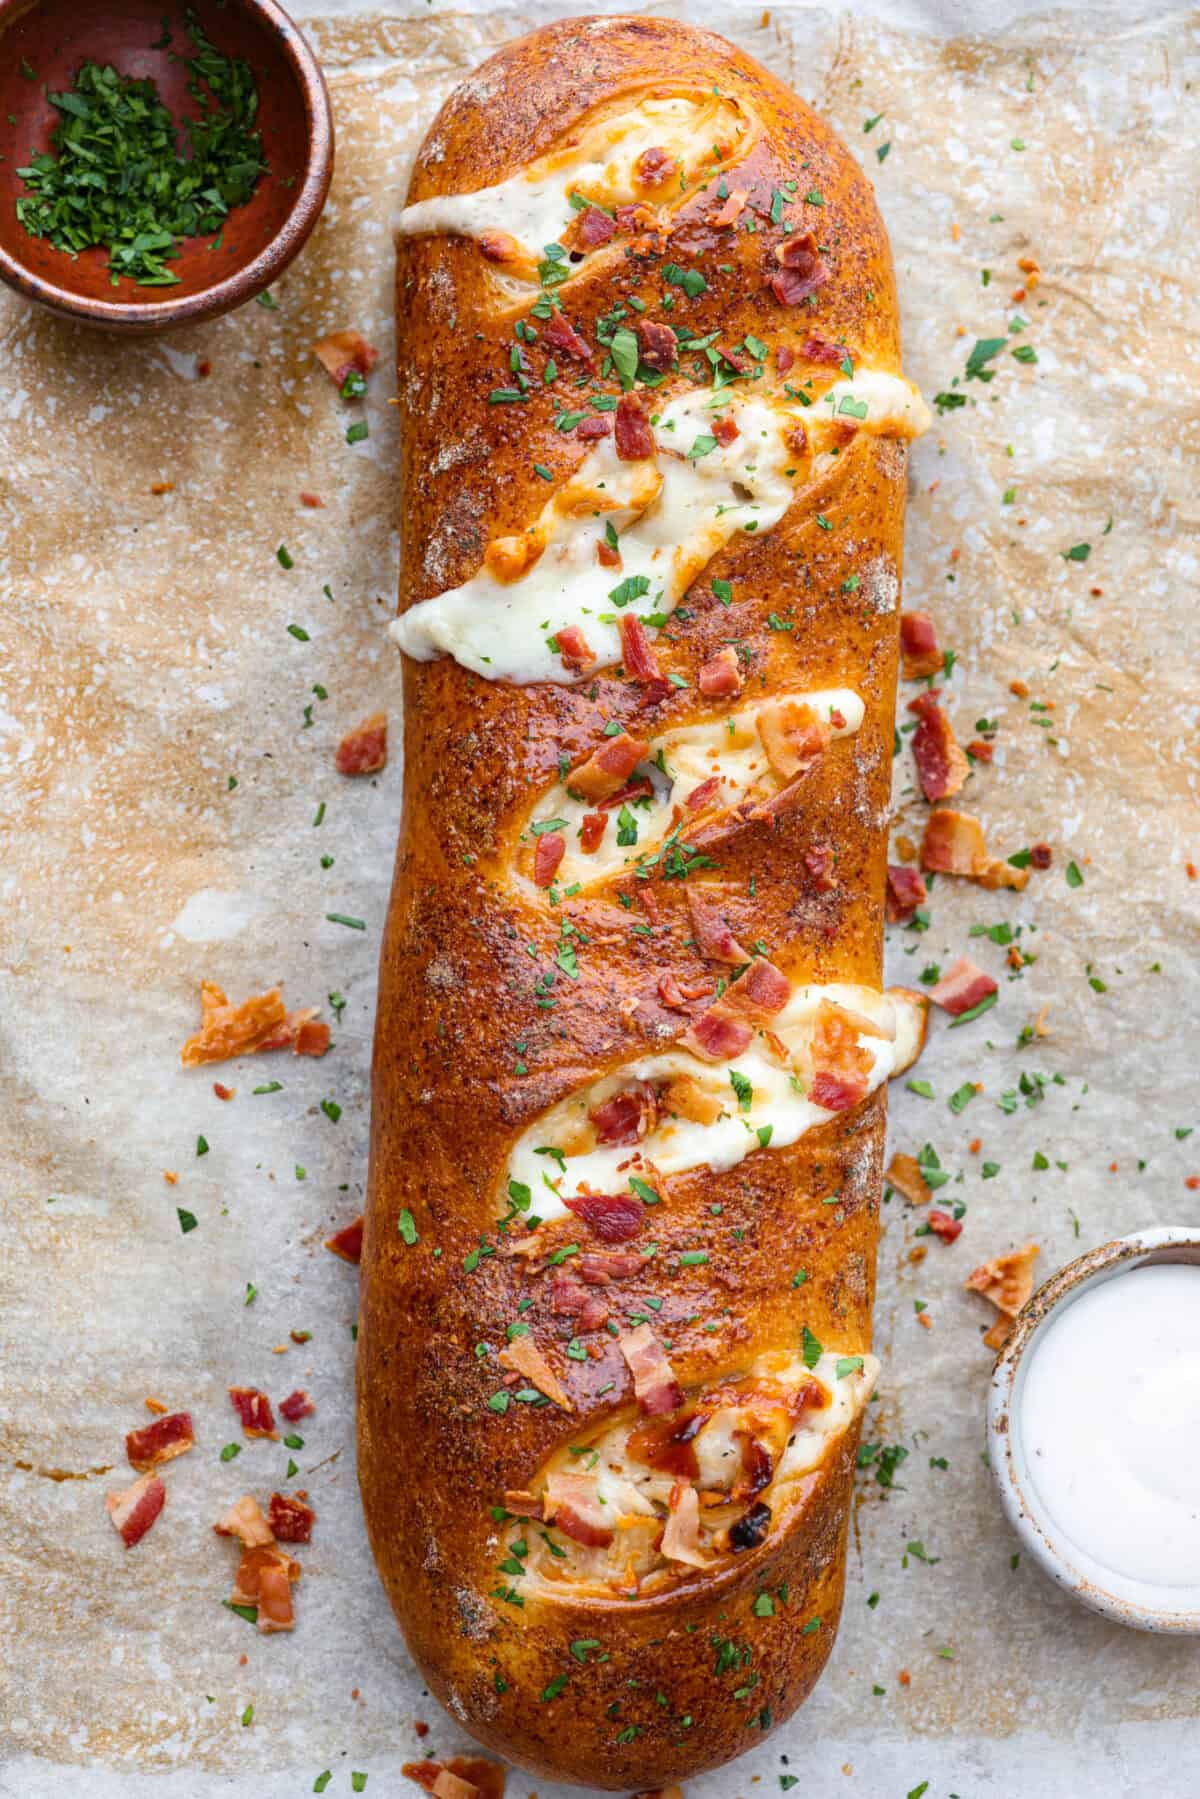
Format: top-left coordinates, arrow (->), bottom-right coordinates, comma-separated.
615,392 -> 655,460
597,537 -> 621,569
589,1081 -> 658,1145
909,694 -> 969,801
712,414 -> 739,447
928,1209 -> 963,1243
777,345 -> 796,374
577,1250 -> 645,1284
1030,841 -> 1053,869
579,811 -> 607,853
532,832 -> 566,888
324,1214 -> 363,1263
900,609 -> 942,679
921,809 -> 1030,891
299,490 -> 324,508
125,1411 -> 194,1473
635,145 -> 676,186
730,957 -> 791,1016
886,864 -> 927,924
312,330 -> 378,388
805,843 -> 837,893
808,1000 -> 873,1113
503,1488 -> 544,1520
661,1073 -> 723,1124
181,982 -> 327,1066
478,230 -> 521,264
335,712 -> 388,776
542,311 -> 595,366
687,888 -> 750,964
268,1492 -> 316,1543
402,1758 -> 506,1799
685,776 -> 721,814
498,1335 -> 573,1410
967,1243 -> 1040,1350
757,699 -> 832,782
682,957 -> 790,1061
619,1323 -> 684,1415
657,973 -> 687,1011
800,333 -> 847,365
214,1494 -> 275,1547
256,1557 -> 296,1634
278,1389 -> 315,1423
638,319 -> 678,371
769,233 -> 830,306
616,613 -> 661,686
576,205 -> 617,249
550,1275 -> 609,1330
886,1152 -> 932,1206
544,1472 -> 614,1547
106,1473 -> 165,1547
485,533 -> 543,583
928,956 -> 998,1017
567,731 -> 649,803
661,1483 -> 711,1568
698,646 -> 743,698
229,1387 -> 277,1440
555,624 -> 592,672
576,414 -> 612,441
563,1192 -> 646,1243
967,738 -> 995,764
683,1008 -> 754,1062
712,187 -> 749,228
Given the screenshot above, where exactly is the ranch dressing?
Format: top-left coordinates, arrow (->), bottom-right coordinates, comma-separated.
1020,1264 -> 1200,1589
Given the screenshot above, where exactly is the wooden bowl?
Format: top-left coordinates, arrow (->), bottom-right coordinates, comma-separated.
0,0 -> 333,330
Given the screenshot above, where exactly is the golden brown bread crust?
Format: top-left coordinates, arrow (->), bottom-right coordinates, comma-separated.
359,15 -> 911,1787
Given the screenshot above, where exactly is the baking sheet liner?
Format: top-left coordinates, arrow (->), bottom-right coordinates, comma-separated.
1,2 -> 1197,1794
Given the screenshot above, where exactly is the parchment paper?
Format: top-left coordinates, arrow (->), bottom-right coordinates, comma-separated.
2,2 -> 1198,1795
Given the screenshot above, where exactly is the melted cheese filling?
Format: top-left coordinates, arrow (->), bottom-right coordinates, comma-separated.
518,688 -> 864,890
510,1348 -> 877,1596
505,982 -> 900,1225
396,93 -> 751,288
391,374 -> 929,686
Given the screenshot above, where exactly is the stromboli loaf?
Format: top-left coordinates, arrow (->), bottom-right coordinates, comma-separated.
361,15 -> 929,1789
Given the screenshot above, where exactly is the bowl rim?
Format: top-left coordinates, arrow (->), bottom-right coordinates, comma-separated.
987,1226 -> 1200,1634
0,0 -> 334,330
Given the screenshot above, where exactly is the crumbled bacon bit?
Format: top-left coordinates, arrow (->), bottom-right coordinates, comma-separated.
229,1387 -> 278,1440
769,233 -> 829,306
921,810 -> 1030,892
335,711 -> 388,776
808,1000 -> 873,1113
485,533 -> 543,582
619,1323 -> 684,1414
478,229 -> 521,263
757,698 -> 832,782
402,1757 -> 506,1798
300,491 -> 324,508
966,738 -> 994,763
106,1473 -> 165,1547
214,1493 -> 276,1547
619,612 -> 662,684
312,330 -> 379,388
909,693 -> 969,801
800,333 -> 847,365
163,1170 -> 178,1184
278,1389 -> 315,1423
213,1081 -> 235,1101
563,1191 -> 646,1243
1009,678 -> 1029,698
661,1483 -> 710,1568
614,392 -> 655,460
532,832 -> 566,888
126,1411 -> 195,1473
712,186 -> 748,227
268,1491 -> 316,1543
150,480 -> 175,495
687,886 -> 750,964
967,1242 -> 1040,1349
927,1209 -> 963,1243
575,414 -> 612,442
900,611 -> 942,680
576,205 -> 617,249
886,864 -> 927,923
144,1397 -> 167,1415
711,414 -> 739,447
555,624 -> 592,672
886,1153 -> 932,1206
181,982 -> 328,1066
637,319 -> 678,371
698,645 -> 743,697
498,1334 -> 572,1410
1030,842 -> 1053,869
542,311 -> 595,366
777,344 -> 795,374
567,731 -> 649,803
635,145 -> 676,187
927,956 -> 998,1017
589,1082 -> 657,1146
324,1214 -> 363,1263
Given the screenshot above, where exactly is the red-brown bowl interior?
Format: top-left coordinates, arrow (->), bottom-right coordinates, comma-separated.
0,0 -> 330,325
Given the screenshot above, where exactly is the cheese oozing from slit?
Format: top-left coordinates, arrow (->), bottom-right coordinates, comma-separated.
517,688 -> 864,890
396,93 -> 753,291
508,1348 -> 878,1597
391,376 -> 930,685
505,982 -> 901,1226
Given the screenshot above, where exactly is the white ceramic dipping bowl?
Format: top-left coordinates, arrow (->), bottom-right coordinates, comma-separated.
988,1226 -> 1200,1633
